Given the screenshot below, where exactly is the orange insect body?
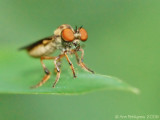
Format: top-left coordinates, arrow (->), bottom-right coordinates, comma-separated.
20,24 -> 93,88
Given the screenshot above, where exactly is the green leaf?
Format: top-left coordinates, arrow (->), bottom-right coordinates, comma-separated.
0,47 -> 139,95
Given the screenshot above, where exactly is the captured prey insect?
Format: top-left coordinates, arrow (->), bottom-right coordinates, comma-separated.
20,24 -> 94,88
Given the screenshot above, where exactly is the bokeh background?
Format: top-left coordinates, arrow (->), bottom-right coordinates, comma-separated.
0,0 -> 160,120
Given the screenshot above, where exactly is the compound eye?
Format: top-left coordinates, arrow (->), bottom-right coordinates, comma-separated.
62,29 -> 75,42
79,28 -> 88,41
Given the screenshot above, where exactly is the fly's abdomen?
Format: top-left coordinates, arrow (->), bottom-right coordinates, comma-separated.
28,43 -> 56,57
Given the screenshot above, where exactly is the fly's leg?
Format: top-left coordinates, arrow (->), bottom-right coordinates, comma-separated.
31,56 -> 55,89
53,52 -> 76,87
41,56 -> 55,75
54,59 -> 61,74
79,48 -> 94,73
64,52 -> 77,78
73,51 -> 80,65
71,49 -> 94,74
52,54 -> 64,88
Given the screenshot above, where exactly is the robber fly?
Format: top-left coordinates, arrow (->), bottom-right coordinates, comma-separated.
20,24 -> 94,88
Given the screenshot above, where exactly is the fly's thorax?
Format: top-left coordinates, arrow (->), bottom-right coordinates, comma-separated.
53,36 -> 63,50
53,35 -> 73,51
54,24 -> 74,36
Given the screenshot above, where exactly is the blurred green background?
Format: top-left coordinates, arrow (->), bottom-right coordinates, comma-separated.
0,0 -> 160,120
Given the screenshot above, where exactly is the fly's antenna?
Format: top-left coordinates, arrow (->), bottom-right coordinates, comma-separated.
75,25 -> 77,32
79,25 -> 83,29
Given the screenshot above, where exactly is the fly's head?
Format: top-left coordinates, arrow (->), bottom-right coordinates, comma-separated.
54,24 -> 88,52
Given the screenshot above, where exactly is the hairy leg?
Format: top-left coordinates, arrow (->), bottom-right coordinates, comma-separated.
71,49 -> 94,73
31,56 -> 55,88
52,54 -> 65,87
64,52 -> 76,78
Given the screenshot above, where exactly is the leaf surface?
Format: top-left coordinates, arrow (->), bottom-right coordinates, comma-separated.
0,48 -> 139,94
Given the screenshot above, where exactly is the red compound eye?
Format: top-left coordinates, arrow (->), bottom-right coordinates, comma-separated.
62,28 -> 75,42
79,28 -> 88,41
